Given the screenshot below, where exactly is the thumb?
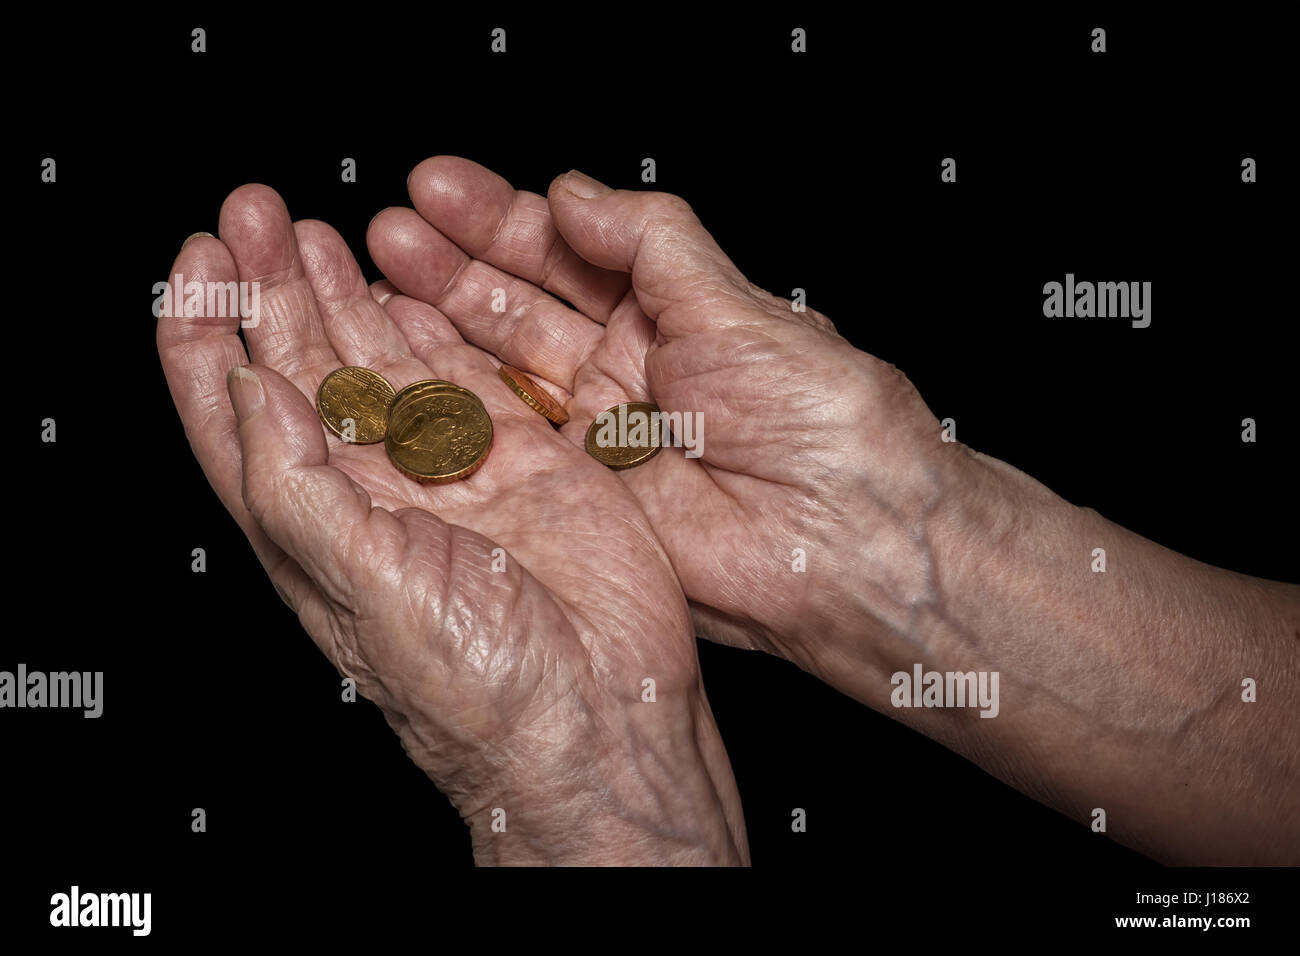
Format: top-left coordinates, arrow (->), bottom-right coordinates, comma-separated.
226,363 -> 381,610
547,170 -> 757,333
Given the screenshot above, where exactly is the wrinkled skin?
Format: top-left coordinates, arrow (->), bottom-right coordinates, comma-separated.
158,160 -> 1300,867
374,160 -> 1300,867
156,186 -> 748,865
367,160 -> 958,679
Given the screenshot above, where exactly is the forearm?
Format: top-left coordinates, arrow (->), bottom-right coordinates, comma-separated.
804,445 -> 1300,863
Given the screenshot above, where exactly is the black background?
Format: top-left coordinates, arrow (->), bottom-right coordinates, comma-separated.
6,7 -> 1295,943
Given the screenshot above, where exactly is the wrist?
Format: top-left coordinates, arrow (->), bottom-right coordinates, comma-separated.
452,693 -> 747,866
778,433 -> 994,700
778,438 -> 1067,757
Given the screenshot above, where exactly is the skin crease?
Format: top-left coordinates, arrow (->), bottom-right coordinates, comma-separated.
156,187 -> 748,866
364,157 -> 1300,865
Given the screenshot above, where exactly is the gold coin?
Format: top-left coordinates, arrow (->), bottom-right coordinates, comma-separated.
584,402 -> 664,470
316,367 -> 395,444
497,364 -> 569,425
385,380 -> 494,483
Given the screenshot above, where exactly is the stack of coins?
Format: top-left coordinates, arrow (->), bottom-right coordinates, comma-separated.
386,380 -> 494,482
316,367 -> 493,483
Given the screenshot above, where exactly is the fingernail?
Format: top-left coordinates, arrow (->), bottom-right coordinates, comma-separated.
563,170 -> 610,200
228,366 -> 265,420
182,231 -> 215,251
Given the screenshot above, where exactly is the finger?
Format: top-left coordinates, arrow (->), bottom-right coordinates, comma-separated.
406,155 -> 630,322
384,293 -> 572,421
382,290 -> 573,408
294,219 -> 433,391
226,363 -> 403,609
367,206 -> 602,392
546,171 -> 762,337
377,292 -> 467,354
156,233 -> 317,612
218,184 -> 340,392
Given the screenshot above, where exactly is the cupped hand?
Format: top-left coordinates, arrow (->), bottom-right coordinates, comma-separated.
156,185 -> 747,865
367,159 -> 965,681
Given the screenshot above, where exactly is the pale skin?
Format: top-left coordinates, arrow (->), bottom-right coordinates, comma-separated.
159,158 -> 1300,866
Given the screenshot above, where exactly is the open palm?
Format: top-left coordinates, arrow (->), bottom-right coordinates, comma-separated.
157,184 -> 746,864
368,159 -> 945,670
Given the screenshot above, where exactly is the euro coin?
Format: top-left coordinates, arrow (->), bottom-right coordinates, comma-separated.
584,402 -> 664,470
385,380 -> 493,483
497,364 -> 569,425
316,367 -> 395,444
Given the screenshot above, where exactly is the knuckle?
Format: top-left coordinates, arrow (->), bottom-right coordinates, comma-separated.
645,191 -> 694,221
